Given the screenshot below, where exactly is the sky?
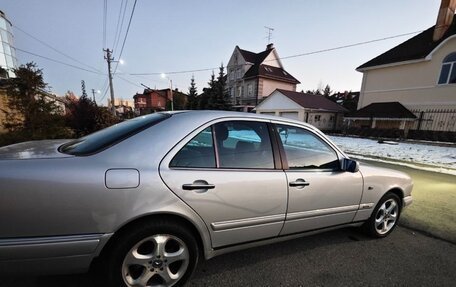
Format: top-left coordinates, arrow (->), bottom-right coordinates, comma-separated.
2,0 -> 441,105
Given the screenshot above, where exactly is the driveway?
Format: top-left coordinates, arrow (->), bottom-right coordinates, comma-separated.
358,159 -> 456,243
2,227 -> 455,286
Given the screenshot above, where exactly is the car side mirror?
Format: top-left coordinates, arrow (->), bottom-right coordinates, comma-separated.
341,158 -> 359,173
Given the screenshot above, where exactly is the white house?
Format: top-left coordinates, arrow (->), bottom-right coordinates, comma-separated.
352,0 -> 456,136
255,89 -> 347,131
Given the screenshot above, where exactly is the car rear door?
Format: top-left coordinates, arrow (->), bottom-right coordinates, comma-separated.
273,123 -> 363,235
159,119 -> 288,248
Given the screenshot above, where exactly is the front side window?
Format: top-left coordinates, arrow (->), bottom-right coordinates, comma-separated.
438,52 -> 456,84
276,124 -> 339,170
214,121 -> 274,169
170,127 -> 216,168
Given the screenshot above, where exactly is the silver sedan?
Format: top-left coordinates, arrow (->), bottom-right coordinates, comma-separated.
0,111 -> 413,286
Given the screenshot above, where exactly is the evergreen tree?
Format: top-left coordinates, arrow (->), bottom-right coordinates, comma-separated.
187,75 -> 198,109
322,84 -> 332,98
198,72 -> 216,109
2,62 -> 71,143
65,93 -> 118,137
213,63 -> 231,110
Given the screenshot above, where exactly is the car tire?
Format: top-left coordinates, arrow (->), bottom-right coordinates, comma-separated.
103,219 -> 199,287
362,192 -> 401,238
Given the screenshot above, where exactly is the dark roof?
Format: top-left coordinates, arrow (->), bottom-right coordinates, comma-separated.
133,88 -> 170,99
238,47 -> 272,65
357,17 -> 456,70
276,89 -> 348,112
244,64 -> 300,84
346,102 -> 416,119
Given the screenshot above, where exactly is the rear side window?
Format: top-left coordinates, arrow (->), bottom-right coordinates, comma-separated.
214,121 -> 274,169
170,121 -> 275,170
170,127 -> 216,168
60,113 -> 170,156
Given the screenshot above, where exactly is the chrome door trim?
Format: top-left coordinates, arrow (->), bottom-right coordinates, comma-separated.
0,234 -> 107,261
286,205 -> 359,221
211,214 -> 286,231
0,234 -> 104,246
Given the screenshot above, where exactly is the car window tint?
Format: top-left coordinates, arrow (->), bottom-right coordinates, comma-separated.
276,124 -> 339,170
170,127 -> 216,168
60,113 -> 170,156
214,121 -> 274,169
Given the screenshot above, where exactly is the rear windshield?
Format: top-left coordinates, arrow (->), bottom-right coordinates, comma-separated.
60,113 -> 171,156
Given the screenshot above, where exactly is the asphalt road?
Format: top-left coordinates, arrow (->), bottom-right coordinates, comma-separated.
2,227 -> 456,286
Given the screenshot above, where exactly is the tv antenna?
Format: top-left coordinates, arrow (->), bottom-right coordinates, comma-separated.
264,26 -> 274,44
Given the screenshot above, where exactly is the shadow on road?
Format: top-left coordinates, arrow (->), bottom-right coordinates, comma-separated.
1,227 -> 370,287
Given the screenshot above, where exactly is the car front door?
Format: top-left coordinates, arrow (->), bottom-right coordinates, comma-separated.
274,123 -> 363,235
159,119 -> 288,248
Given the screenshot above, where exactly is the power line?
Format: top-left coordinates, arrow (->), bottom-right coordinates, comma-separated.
113,0 -> 129,52
113,0 -> 138,74
103,0 -> 107,49
129,67 -> 217,76
99,74 -> 141,103
15,48 -> 105,75
116,74 -> 142,88
278,30 -> 424,61
13,25 -> 102,73
125,30 -> 423,76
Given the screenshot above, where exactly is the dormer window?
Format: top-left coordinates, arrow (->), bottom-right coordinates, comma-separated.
438,52 -> 456,85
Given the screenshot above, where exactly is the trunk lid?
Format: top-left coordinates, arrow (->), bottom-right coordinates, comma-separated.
0,140 -> 74,160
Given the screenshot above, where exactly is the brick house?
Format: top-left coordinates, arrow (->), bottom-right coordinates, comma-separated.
133,88 -> 172,115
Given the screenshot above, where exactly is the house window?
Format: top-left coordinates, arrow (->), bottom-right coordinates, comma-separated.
329,115 -> 335,122
238,86 -> 242,97
247,84 -> 253,96
438,52 -> 456,84
314,115 -> 321,122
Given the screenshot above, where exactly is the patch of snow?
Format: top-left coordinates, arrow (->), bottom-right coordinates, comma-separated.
330,135 -> 456,174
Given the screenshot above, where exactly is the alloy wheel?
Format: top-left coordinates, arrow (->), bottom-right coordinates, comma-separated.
374,198 -> 399,235
121,234 -> 189,287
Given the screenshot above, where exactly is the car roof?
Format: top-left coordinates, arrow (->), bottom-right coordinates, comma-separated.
163,110 -> 317,130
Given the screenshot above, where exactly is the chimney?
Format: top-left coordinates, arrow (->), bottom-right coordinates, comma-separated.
433,0 -> 456,41
266,43 -> 274,50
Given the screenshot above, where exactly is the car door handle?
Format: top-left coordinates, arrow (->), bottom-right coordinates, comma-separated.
289,179 -> 310,187
182,180 -> 215,191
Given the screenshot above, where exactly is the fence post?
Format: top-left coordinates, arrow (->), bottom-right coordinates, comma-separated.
417,111 -> 424,131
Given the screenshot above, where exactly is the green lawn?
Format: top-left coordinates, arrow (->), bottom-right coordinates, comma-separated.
358,159 -> 456,243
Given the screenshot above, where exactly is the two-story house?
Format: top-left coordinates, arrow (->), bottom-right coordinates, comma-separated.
133,88 -> 172,115
226,43 -> 300,112
349,0 -> 456,140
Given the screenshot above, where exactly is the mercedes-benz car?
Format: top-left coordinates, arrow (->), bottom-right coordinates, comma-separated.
0,111 -> 413,287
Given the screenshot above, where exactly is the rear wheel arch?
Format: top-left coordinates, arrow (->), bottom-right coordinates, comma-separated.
95,213 -> 206,264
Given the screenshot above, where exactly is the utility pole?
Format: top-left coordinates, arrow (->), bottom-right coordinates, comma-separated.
91,89 -> 97,104
103,48 -> 116,115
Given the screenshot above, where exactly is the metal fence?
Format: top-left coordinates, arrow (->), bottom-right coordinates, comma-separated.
410,109 -> 456,132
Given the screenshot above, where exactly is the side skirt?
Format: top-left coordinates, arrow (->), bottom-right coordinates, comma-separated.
205,221 -> 364,260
